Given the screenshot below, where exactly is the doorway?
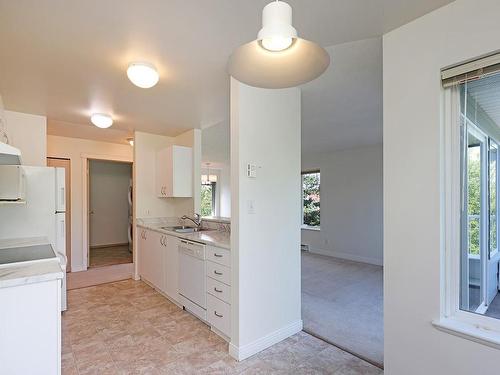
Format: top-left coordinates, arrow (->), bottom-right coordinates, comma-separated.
47,157 -> 71,272
88,159 -> 133,268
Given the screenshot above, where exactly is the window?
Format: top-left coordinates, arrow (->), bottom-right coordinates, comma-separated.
302,171 -> 320,228
459,77 -> 500,318
437,54 -> 500,348
200,181 -> 216,217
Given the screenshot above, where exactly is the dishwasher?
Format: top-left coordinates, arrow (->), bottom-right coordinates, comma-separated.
178,239 -> 207,320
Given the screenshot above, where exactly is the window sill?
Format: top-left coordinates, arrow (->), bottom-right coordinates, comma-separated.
433,317 -> 500,350
301,226 -> 320,231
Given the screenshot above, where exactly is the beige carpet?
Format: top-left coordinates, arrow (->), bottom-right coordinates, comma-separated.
301,252 -> 384,367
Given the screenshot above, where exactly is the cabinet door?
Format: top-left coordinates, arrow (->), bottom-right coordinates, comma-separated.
139,229 -> 150,281
148,231 -> 164,290
156,148 -> 169,198
163,235 -> 179,302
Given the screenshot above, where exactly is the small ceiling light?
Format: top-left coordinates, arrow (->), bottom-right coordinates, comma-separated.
90,113 -> 113,128
127,137 -> 134,146
258,1 -> 296,52
228,0 -> 330,89
127,62 -> 159,88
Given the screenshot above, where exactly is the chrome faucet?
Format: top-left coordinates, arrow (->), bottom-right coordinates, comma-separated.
181,213 -> 202,227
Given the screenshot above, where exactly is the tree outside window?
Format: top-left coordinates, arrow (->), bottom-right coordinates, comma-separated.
201,182 -> 215,217
302,171 -> 320,227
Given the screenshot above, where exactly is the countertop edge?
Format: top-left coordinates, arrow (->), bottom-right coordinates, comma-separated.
137,223 -> 230,250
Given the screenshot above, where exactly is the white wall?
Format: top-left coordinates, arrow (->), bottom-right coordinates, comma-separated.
301,145 -> 383,265
384,0 -> 500,373
4,110 -> 46,166
89,160 -> 131,247
219,163 -> 231,218
47,135 -> 133,272
230,78 -> 302,359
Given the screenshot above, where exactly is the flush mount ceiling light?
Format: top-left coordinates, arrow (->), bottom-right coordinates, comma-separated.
228,0 -> 330,89
90,113 -> 113,128
127,62 -> 159,88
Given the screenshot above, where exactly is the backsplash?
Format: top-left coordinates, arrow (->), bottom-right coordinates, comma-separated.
136,216 -> 231,233
201,218 -> 231,233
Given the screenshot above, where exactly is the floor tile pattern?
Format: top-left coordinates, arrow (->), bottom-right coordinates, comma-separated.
62,279 -> 383,374
89,245 -> 132,268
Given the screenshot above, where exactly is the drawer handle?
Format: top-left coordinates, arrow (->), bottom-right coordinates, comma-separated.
214,253 -> 223,258
214,287 -> 223,293
214,311 -> 223,318
214,270 -> 223,276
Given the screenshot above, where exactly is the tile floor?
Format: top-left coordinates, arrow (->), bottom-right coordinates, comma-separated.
62,279 -> 383,374
89,245 -> 133,268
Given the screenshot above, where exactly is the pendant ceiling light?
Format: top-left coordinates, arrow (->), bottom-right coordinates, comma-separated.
228,0 -> 330,89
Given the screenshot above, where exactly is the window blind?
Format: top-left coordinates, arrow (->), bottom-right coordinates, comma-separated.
442,52 -> 500,87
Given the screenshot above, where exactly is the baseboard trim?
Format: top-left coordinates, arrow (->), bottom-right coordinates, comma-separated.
229,320 -> 303,361
308,247 -> 383,266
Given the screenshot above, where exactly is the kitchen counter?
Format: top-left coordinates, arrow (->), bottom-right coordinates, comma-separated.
137,221 -> 230,250
0,237 -> 63,289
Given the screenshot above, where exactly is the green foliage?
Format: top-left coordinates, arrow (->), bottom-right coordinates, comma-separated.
200,184 -> 213,217
303,173 -> 320,227
468,151 -> 480,255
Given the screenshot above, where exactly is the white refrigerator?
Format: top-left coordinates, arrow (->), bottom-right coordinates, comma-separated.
0,165 -> 67,311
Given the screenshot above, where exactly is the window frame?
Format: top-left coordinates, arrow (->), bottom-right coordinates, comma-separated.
301,170 -> 321,230
435,83 -> 500,349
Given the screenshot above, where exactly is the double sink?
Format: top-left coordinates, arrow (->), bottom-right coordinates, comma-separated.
161,225 -> 213,234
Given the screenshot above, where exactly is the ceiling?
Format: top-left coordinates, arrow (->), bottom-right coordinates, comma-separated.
0,0 -> 453,146
301,37 -> 383,154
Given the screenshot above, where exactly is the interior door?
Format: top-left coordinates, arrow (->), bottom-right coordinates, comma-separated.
47,157 -> 71,272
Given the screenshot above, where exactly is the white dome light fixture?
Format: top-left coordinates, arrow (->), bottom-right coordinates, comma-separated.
127,62 -> 159,88
90,113 -> 113,128
228,0 -> 330,89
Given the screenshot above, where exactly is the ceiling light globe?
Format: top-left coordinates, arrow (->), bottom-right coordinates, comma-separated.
258,1 -> 297,52
90,113 -> 113,128
261,36 -> 293,52
127,62 -> 159,88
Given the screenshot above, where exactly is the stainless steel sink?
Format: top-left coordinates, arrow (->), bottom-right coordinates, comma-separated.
161,226 -> 212,233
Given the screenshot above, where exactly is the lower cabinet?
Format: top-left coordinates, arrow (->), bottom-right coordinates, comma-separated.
206,246 -> 231,338
138,227 -> 179,303
163,234 -> 179,303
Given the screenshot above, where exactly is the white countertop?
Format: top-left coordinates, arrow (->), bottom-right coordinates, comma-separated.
137,222 -> 230,250
0,237 -> 63,289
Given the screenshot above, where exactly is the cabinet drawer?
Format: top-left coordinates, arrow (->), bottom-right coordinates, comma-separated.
206,261 -> 230,286
207,294 -> 231,337
206,277 -> 231,304
206,246 -> 231,267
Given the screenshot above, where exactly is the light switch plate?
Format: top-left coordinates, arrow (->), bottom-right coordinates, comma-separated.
247,200 -> 256,214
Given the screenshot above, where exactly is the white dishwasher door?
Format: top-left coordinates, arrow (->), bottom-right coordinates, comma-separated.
178,240 -> 206,310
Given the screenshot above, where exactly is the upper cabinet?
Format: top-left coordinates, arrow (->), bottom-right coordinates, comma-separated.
156,145 -> 192,198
